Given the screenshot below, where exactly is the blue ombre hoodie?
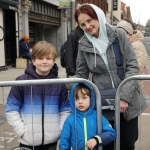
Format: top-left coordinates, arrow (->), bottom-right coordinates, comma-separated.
5,63 -> 71,146
59,83 -> 116,150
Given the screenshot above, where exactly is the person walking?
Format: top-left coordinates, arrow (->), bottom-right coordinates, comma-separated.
19,35 -> 32,61
59,83 -> 116,149
5,41 -> 71,150
117,19 -> 148,90
72,3 -> 147,150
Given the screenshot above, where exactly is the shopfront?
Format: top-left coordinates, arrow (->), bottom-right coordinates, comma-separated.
28,0 -> 61,51
0,0 -> 18,70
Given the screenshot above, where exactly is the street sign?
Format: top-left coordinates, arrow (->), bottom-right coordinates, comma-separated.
113,0 -> 118,11
59,0 -> 71,7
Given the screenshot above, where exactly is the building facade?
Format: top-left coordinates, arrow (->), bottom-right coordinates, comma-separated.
0,0 -> 19,70
0,0 -> 66,70
19,0 -> 65,57
0,0 -> 123,70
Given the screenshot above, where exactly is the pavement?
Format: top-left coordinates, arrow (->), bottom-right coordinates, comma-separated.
0,57 -> 150,149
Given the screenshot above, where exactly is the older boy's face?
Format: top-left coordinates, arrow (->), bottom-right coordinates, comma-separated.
32,54 -> 55,76
75,90 -> 90,112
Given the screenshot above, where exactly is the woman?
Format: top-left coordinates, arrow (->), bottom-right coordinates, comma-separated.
74,3 -> 147,150
117,19 -> 148,90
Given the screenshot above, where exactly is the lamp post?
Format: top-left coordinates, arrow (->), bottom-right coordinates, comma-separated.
71,0 -> 75,30
138,10 -> 143,25
111,0 -> 113,25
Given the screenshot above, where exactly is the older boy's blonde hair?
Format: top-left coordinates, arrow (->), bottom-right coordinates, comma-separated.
32,41 -> 57,60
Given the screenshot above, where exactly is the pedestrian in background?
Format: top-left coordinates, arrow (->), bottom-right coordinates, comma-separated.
117,19 -> 148,90
19,35 -> 32,61
5,41 -> 71,150
65,23 -> 84,77
59,83 -> 116,150
73,3 -> 147,150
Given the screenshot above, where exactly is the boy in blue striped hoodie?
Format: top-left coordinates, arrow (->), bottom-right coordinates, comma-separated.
5,41 -> 71,150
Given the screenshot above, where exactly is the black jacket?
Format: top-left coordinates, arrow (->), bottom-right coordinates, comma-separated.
65,27 -> 84,76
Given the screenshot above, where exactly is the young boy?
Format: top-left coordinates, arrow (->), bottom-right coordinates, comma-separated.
59,83 -> 116,150
5,41 -> 71,150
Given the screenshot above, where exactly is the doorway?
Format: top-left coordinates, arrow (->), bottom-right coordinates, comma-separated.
3,9 -> 16,66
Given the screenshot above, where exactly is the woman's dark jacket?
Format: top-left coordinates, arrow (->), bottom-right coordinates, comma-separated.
65,27 -> 84,76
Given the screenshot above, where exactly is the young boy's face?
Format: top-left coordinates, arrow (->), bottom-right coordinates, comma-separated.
75,90 -> 90,112
32,54 -> 55,76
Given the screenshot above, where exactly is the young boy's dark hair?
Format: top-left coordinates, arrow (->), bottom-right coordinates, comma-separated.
74,85 -> 90,99
5,41 -> 71,150
59,83 -> 116,150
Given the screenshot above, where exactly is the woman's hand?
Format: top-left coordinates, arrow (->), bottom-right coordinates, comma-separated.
86,138 -> 97,150
120,100 -> 128,113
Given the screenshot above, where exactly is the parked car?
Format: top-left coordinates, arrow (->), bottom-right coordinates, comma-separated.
142,30 -> 149,37
144,32 -> 149,37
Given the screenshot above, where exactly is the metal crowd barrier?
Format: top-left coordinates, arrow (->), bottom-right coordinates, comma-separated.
115,75 -> 150,150
0,78 -> 102,150
1,75 -> 148,150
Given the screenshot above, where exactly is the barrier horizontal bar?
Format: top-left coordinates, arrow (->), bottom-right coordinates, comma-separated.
0,78 -> 102,150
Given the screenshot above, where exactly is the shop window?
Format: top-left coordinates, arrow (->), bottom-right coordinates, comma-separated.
29,23 -> 35,48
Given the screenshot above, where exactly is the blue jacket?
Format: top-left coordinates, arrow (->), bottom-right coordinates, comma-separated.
5,63 -> 71,146
59,83 -> 116,150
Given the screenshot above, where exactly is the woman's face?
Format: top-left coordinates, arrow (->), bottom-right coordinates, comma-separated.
78,13 -> 99,38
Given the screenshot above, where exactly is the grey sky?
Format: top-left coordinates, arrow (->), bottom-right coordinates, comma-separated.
121,0 -> 150,26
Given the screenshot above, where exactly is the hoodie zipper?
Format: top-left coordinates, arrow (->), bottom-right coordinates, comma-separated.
42,85 -> 45,144
83,117 -> 88,150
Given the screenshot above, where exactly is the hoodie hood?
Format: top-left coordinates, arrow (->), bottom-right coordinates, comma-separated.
84,4 -> 109,68
69,82 -> 95,117
129,30 -> 144,43
85,4 -> 108,41
25,63 -> 58,79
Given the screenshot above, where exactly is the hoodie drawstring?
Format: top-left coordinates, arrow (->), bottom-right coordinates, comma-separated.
92,37 -> 97,67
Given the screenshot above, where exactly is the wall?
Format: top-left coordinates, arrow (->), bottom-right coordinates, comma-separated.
45,26 -> 57,48
18,0 -> 23,39
75,0 -> 108,13
0,8 -> 5,67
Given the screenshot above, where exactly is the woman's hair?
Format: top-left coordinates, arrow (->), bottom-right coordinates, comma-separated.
32,41 -> 57,60
74,4 -> 98,23
74,22 -> 79,29
75,85 -> 90,99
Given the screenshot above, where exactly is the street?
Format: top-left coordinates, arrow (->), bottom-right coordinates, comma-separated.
144,37 -> 150,57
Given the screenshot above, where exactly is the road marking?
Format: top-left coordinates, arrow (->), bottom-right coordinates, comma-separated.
2,132 -> 17,137
0,137 -> 14,143
142,113 -> 150,116
146,42 -> 150,44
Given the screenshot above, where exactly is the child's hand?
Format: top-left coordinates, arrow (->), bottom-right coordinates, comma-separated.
86,138 -> 97,150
